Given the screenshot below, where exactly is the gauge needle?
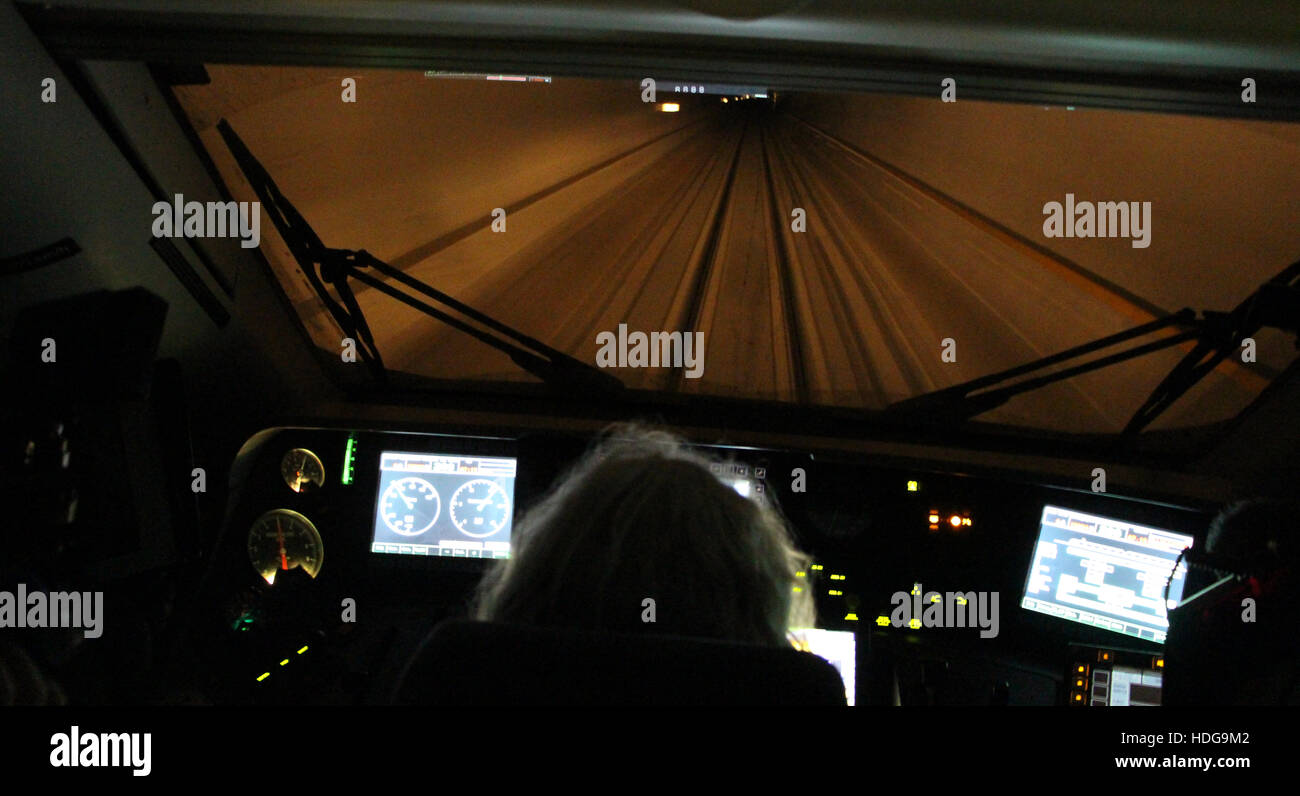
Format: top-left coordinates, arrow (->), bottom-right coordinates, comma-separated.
276,518 -> 288,570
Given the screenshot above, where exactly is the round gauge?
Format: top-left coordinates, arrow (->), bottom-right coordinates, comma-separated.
380,477 -> 441,536
247,509 -> 324,585
281,448 -> 325,493
450,479 -> 511,538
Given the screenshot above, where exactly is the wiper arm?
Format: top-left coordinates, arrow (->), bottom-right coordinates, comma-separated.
1124,259 -> 1299,434
887,259 -> 1300,432
216,119 -> 623,395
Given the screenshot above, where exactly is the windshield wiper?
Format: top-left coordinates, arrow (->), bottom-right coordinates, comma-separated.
886,260 -> 1300,434
216,119 -> 624,395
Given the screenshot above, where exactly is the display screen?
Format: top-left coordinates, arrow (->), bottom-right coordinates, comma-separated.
1022,505 -> 1193,643
708,461 -> 767,502
1091,666 -> 1163,706
791,628 -> 856,706
370,451 -> 517,559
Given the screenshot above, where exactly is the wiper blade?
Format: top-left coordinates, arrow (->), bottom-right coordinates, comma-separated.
887,259 -> 1300,432
217,121 -> 387,384
216,119 -> 623,395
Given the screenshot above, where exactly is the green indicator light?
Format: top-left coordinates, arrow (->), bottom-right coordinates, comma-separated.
342,435 -> 356,485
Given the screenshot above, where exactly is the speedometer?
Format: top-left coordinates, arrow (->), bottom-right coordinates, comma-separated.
380,477 -> 441,535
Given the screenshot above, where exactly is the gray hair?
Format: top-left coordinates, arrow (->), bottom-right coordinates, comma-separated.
473,425 -> 814,646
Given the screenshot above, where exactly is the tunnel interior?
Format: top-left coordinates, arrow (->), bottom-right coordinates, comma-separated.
171,66 -> 1300,434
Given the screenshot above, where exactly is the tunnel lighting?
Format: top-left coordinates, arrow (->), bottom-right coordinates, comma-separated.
908,618 -> 921,630
907,480 -> 919,492
660,103 -> 680,112
949,514 -> 962,528
875,616 -> 890,626
845,613 -> 859,621
280,659 -> 289,666
297,646 -> 309,655
811,564 -> 823,571
928,513 -> 940,524
256,672 -> 270,682
721,98 -> 728,103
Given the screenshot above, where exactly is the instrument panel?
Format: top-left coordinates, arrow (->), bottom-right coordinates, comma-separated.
196,424 -> 1215,705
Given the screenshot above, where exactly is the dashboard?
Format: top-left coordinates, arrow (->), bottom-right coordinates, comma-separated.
189,424 -> 1214,706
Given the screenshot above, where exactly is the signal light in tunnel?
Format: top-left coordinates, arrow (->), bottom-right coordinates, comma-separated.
660,103 -> 680,112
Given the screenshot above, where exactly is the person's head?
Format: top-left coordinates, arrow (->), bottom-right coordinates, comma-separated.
473,425 -> 814,647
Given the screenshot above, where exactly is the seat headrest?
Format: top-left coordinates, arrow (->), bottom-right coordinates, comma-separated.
393,620 -> 848,706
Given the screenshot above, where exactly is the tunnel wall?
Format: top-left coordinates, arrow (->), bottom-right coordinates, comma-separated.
189,68 -> 703,266
783,92 -> 1300,317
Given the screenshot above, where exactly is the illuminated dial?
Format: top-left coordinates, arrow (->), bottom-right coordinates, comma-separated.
449,479 -> 510,538
247,509 -> 324,585
281,448 -> 325,493
381,477 -> 441,536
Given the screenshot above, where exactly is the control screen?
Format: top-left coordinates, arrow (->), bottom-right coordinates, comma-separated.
371,451 -> 517,559
791,628 -> 856,706
1092,666 -> 1163,706
1022,505 -> 1193,643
